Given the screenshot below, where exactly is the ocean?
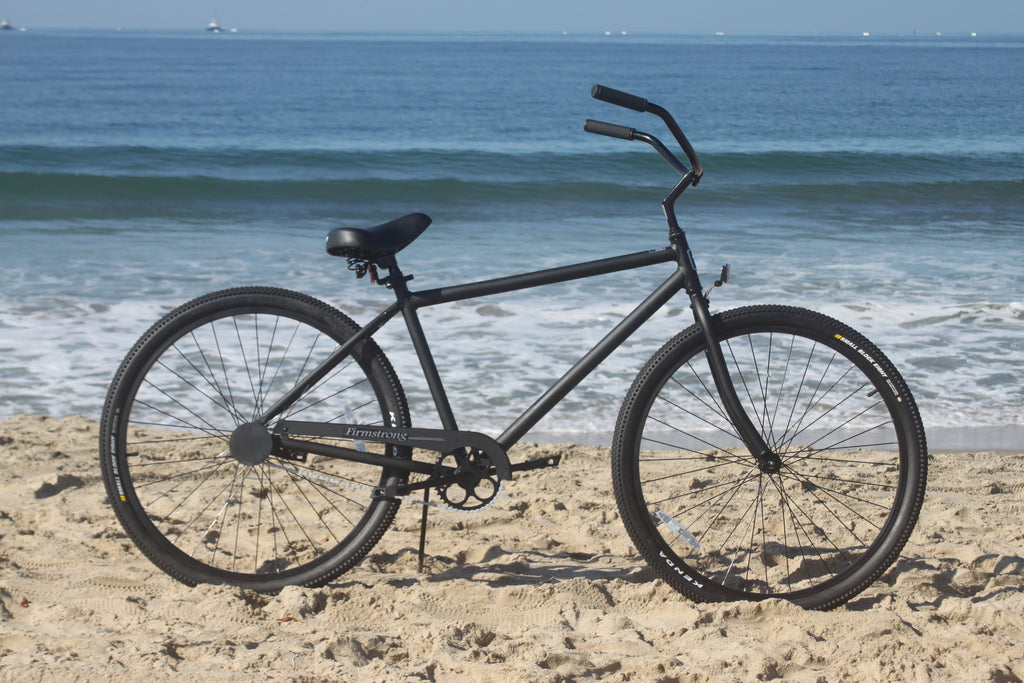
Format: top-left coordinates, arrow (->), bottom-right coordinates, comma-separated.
1,30 -> 1021,448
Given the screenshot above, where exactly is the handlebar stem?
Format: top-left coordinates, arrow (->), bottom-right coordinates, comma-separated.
662,173 -> 694,244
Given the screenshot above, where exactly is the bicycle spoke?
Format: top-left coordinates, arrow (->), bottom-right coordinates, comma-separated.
616,308 -> 923,607
104,289 -> 411,589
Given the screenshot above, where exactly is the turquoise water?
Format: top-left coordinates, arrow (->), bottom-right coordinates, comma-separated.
1,31 -> 1021,442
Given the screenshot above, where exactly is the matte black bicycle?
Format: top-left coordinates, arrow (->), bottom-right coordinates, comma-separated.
99,86 -> 927,610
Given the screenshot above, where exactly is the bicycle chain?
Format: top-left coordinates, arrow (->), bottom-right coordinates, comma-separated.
266,460 -> 505,514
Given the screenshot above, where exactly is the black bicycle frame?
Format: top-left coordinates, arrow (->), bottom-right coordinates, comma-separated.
265,245 -> 679,434
402,246 -> 684,449
263,232 -> 774,477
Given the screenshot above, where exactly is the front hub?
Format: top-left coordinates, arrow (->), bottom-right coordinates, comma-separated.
757,450 -> 783,474
229,422 -> 273,466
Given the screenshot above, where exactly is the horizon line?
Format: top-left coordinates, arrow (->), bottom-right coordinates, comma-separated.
1,26 -> 1014,37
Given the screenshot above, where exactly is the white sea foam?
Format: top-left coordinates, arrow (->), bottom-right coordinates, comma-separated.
2,210 -> 1021,448
2,255 -> 1020,449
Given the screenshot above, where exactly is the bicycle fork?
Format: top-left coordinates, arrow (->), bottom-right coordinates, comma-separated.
676,246 -> 780,473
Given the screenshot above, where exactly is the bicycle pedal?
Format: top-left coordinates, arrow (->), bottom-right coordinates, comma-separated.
510,454 -> 562,473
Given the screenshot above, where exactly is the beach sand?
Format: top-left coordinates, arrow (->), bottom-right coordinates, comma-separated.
1,414 -> 1022,682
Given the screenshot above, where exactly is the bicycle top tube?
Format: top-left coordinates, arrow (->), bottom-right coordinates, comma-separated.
406,248 -> 680,309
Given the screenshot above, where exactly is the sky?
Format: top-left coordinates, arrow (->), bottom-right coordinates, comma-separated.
1,0 -> 1020,35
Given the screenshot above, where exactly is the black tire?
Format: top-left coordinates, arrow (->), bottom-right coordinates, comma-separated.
99,287 -> 411,592
612,305 -> 927,609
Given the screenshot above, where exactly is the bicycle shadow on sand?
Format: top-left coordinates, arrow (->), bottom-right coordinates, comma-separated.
358,547 -> 657,591
352,546 -> 991,613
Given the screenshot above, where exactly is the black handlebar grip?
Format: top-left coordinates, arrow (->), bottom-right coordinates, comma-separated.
591,84 -> 648,113
584,119 -> 636,140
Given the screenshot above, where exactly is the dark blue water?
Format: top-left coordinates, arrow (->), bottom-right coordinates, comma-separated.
1,30 -> 1021,442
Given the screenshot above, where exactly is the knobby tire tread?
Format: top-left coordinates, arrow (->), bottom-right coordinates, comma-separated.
99,287 -> 410,593
611,305 -> 927,610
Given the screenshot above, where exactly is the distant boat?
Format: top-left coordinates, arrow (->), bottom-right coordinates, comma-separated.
206,17 -> 223,33
1,18 -> 14,31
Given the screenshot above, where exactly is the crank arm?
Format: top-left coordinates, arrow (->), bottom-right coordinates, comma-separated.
510,454 -> 562,473
372,473 -> 455,499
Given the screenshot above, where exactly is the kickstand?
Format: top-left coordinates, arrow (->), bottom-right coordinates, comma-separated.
417,487 -> 430,573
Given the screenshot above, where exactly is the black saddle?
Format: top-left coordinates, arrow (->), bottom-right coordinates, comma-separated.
326,213 -> 432,260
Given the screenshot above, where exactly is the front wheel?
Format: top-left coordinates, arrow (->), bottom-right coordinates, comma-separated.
612,305 -> 927,610
99,287 -> 411,592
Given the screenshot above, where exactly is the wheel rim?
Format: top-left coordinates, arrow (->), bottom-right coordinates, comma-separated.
116,306 -> 403,583
633,326 -> 909,601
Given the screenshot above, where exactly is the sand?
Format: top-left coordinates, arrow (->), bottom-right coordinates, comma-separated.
1,414 -> 1022,682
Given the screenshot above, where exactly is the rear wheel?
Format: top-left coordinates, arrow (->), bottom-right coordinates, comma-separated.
99,287 -> 410,592
612,305 -> 927,609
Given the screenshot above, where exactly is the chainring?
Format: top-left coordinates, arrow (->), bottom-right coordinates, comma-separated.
435,448 -> 501,510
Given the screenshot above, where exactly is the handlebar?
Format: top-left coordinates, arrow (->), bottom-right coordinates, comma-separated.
585,120 -> 692,177
585,84 -> 703,184
585,84 -> 705,242
583,119 -> 635,141
591,84 -> 649,113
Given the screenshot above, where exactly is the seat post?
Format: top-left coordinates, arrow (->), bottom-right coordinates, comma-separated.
380,255 -> 460,433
